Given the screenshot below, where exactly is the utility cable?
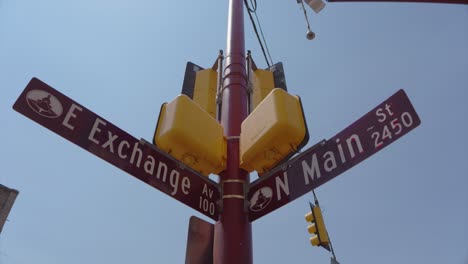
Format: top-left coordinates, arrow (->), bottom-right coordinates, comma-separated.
253,11 -> 273,65
299,0 -> 312,33
246,0 -> 272,63
246,0 -> 257,12
244,0 -> 273,67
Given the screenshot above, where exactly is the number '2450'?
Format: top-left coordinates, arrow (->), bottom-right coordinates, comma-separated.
371,112 -> 414,149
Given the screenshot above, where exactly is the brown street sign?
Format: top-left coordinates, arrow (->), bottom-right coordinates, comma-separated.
185,216 -> 214,264
0,185 -> 19,233
13,78 -> 220,220
248,89 -> 420,222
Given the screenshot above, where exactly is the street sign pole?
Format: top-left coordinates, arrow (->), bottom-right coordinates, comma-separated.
213,0 -> 252,263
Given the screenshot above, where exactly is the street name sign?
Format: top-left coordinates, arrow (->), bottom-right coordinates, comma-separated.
185,216 -> 214,264
13,78 -> 220,220
248,89 -> 420,221
0,185 -> 19,233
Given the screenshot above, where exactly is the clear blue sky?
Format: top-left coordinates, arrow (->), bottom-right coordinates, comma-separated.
1,1 -> 467,263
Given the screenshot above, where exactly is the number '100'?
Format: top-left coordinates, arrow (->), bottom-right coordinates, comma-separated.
199,197 -> 216,216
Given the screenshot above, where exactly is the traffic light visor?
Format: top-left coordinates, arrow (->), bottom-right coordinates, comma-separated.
305,211 -> 315,222
310,235 -> 320,246
307,223 -> 317,234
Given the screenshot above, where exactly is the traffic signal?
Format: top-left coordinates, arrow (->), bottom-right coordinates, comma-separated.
249,62 -> 287,111
305,203 -> 330,250
250,68 -> 275,111
153,94 -> 226,176
240,88 -> 309,174
181,62 -> 218,119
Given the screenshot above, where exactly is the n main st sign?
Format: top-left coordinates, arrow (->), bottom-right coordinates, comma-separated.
248,89 -> 420,221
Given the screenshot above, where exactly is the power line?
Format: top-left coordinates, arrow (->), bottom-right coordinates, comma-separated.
244,0 -> 273,67
253,11 -> 273,65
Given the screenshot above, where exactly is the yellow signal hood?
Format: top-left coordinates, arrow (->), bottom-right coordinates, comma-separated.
240,88 -> 309,174
153,94 -> 226,176
251,69 -> 275,111
193,69 -> 217,119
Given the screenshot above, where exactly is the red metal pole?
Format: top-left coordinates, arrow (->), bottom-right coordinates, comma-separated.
213,0 -> 252,263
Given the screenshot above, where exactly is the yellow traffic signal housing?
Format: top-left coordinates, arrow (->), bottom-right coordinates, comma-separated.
153,94 -> 226,176
250,69 -> 275,111
193,69 -> 217,119
240,88 -> 309,174
305,204 -> 330,250
249,62 -> 288,111
181,62 -> 218,119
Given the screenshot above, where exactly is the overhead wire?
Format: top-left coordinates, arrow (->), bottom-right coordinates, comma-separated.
244,0 -> 273,67
245,0 -> 257,12
253,10 -> 273,65
299,0 -> 312,33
